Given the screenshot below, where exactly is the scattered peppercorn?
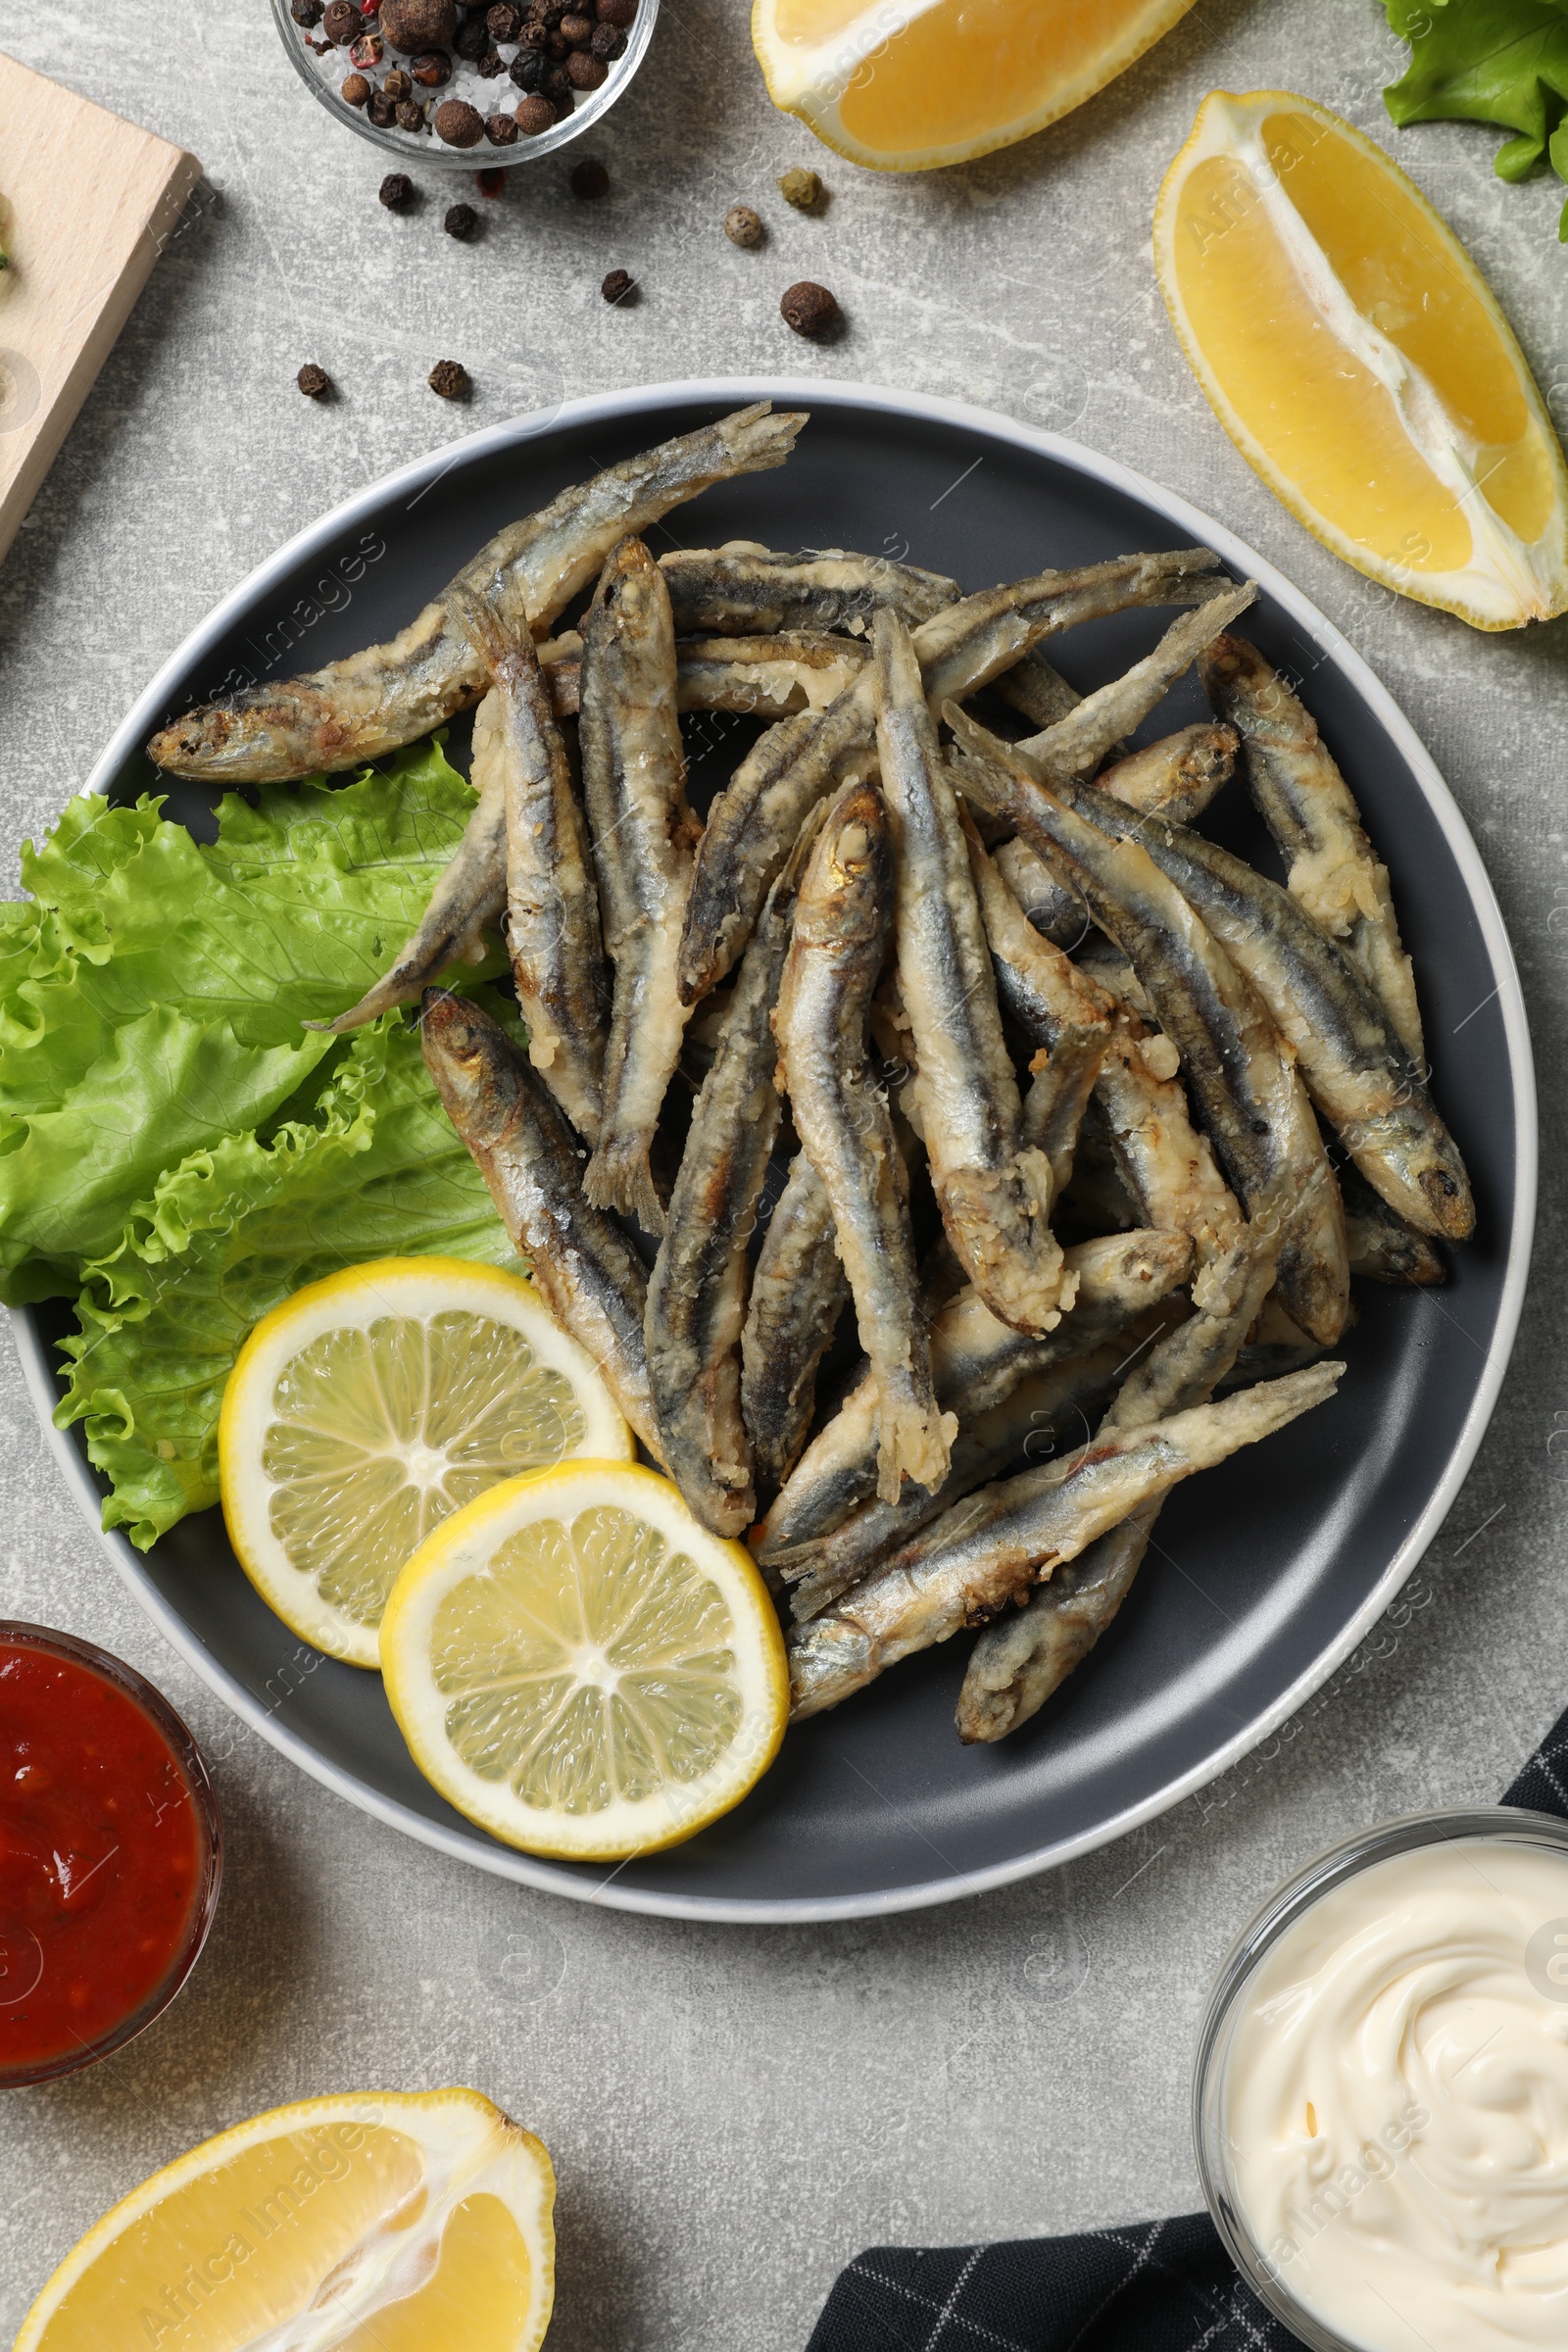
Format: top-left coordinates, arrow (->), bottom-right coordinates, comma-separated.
724,203 -> 762,248
434,95 -> 484,142
291,0 -> 323,22
341,70 -> 371,103
570,157 -> 609,198
396,98 -> 427,127
429,359 -> 470,397
383,65 -> 412,96
298,363 -> 332,397
368,88 -> 399,124
780,278 -> 838,335
560,11 -> 592,41
476,165 -> 505,192
601,267 -> 635,304
379,0 -> 457,49
514,92 -> 554,132
322,0 -> 361,40
444,201 -> 478,236
487,0 -> 523,32
379,170 -> 416,205
596,0 -> 635,22
483,112 -> 516,145
511,45 -> 547,87
778,166 -> 824,211
410,46 -> 453,82
589,23 -> 625,58
477,47 -> 508,74
565,48 -> 606,85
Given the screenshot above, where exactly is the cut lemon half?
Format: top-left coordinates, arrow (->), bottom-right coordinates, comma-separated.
1154,89 -> 1568,630
754,0 -> 1199,173
220,1257 -> 632,1668
380,1460 -> 789,1861
15,2087 -> 554,2352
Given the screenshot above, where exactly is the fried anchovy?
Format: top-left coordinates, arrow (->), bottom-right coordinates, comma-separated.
306,693 -> 510,1034
579,537 -> 703,1233
789,1361 -> 1343,1718
990,648 -> 1082,731
1337,1158 -> 1445,1286
740,1149 -> 850,1505
950,710 -> 1348,1344
875,610 -> 1065,1332
678,548 -> 1227,1006
1201,635 -> 1424,1063
545,633 -> 868,722
1054,778 -> 1473,1241
773,779 -> 954,1504
755,1227 -> 1195,1561
660,543 -> 958,635
1015,586 -> 1256,782
147,402 -> 807,782
419,990 -> 662,1458
645,810 -> 824,1537
971,824 -> 1243,1275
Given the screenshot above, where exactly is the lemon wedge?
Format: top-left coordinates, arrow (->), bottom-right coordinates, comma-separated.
380,1460 -> 789,1861
1154,88 -> 1568,630
15,2087 -> 554,2352
220,1257 -> 632,1668
753,0 -> 1199,173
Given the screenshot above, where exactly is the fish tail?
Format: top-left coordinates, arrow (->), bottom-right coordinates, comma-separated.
584,1138 -> 667,1237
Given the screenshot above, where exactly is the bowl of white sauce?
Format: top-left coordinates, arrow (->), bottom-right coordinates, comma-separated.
1194,1808 -> 1568,2352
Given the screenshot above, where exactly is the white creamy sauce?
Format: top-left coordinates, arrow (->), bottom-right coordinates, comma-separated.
1222,1839 -> 1568,2351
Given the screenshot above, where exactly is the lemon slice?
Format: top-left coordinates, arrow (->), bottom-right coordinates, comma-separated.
16,2087 -> 554,2352
220,1257 -> 633,1668
753,0 -> 1198,173
380,1460 -> 789,1861
1154,89 -> 1568,630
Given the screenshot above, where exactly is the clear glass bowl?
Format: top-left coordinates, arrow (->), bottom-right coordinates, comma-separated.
1192,1805 -> 1568,2352
0,1621 -> 222,2087
270,0 -> 661,171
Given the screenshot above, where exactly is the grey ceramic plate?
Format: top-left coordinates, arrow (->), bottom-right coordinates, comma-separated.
16,379 -> 1535,1923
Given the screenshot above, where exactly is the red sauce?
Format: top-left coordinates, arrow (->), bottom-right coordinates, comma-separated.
0,1635 -> 217,2081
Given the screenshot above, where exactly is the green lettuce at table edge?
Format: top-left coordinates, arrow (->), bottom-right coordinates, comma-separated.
0,737 -> 505,1300
1384,0 -> 1568,231
55,1013 -> 524,1552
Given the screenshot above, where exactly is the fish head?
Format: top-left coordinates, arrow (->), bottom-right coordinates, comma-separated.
418,989 -> 523,1148
794,778 -> 892,951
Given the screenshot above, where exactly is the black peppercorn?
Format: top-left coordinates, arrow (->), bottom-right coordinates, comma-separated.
434,97 -> 485,142
341,70 -> 371,104
477,47 -> 508,74
547,29 -> 571,57
569,157 -> 609,198
514,93 -> 554,132
379,0 -> 457,49
560,11 -> 592,42
537,0 -> 568,23
322,0 -> 361,42
298,363 -> 332,397
445,200 -> 479,235
429,359 -> 470,397
601,267 -> 635,304
290,0 -> 324,24
455,19 -> 488,53
487,1 -> 523,33
565,48 -> 606,85
780,279 -> 838,336
396,97 -> 427,127
544,56 -> 572,90
510,45 -> 547,86
410,47 -> 452,81
484,110 -> 518,143
589,23 -> 624,59
596,0 -> 635,23
724,204 -> 762,247
368,88 -> 399,124
379,170 -> 415,205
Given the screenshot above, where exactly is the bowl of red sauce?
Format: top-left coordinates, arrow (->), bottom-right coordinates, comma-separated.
0,1624 -> 221,2086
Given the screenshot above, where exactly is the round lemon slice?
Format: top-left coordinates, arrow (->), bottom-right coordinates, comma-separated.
16,2086 -> 554,2352
753,0 -> 1198,173
1154,89 -> 1568,630
220,1257 -> 633,1668
380,1460 -> 789,1861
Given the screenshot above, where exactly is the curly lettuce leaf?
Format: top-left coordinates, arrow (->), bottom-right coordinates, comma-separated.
55,1015 -> 522,1550
0,738 -> 502,1300
1384,0 -> 1568,228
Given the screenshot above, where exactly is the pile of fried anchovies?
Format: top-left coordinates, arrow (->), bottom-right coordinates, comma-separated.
153,402 -> 1473,1744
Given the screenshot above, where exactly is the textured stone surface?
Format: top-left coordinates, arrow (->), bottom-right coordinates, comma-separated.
1,1 -> 1566,2343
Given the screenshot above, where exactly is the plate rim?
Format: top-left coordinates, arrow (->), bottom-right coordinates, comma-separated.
13,373 -> 1538,1924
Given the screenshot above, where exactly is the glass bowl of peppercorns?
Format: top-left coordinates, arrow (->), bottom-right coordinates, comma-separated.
272,0 -> 657,168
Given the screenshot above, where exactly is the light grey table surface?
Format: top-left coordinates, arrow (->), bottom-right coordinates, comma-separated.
1,0 -> 1565,2341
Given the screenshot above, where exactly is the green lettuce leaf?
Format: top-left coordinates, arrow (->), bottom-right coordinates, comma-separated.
55,1015 -> 523,1551
1384,0 -> 1568,229
0,738 -> 503,1300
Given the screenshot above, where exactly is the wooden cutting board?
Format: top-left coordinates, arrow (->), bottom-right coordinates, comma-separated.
0,52 -> 200,567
